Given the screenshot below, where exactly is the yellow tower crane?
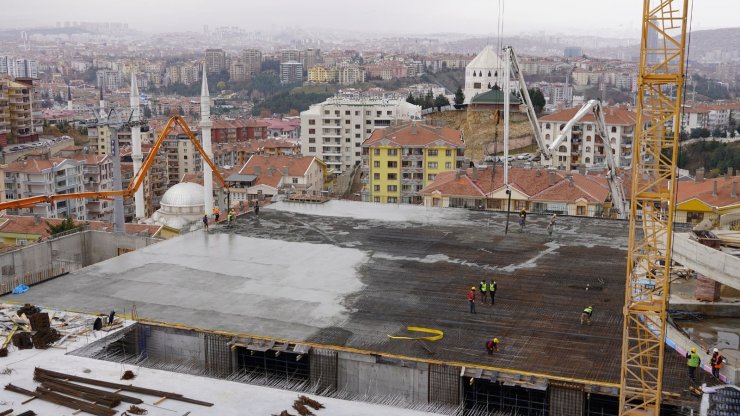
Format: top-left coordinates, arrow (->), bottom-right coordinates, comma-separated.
619,1 -> 689,415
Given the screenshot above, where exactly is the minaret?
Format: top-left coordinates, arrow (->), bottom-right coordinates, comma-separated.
200,68 -> 214,215
130,71 -> 145,221
99,86 -> 106,119
66,85 -> 72,111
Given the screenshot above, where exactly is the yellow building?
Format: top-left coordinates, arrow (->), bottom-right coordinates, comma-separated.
674,173 -> 740,227
362,121 -> 464,204
308,66 -> 329,83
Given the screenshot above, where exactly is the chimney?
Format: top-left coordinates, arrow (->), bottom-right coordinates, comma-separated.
729,167 -> 735,177
268,166 -> 275,176
471,166 -> 478,180
695,168 -> 704,182
33,214 -> 41,225
732,181 -> 737,198
712,180 -> 718,197
455,169 -> 462,180
282,166 -> 288,176
254,166 -> 261,176
536,169 -> 542,177
548,170 -> 556,186
410,122 -> 417,135
567,175 -> 574,187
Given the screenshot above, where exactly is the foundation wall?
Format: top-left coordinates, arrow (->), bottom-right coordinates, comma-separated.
337,351 -> 429,403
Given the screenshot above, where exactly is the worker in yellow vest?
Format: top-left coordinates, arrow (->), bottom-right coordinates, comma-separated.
581,305 -> 593,325
479,280 -> 488,304
686,347 -> 701,383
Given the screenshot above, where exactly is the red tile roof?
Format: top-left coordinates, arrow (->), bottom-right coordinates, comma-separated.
363,122 -> 464,147
0,215 -> 162,239
5,158 -> 77,174
540,106 -> 636,125
676,176 -> 740,208
239,155 -> 321,189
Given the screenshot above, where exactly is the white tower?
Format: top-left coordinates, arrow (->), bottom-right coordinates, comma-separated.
98,86 -> 106,119
130,72 -> 145,220
200,68 -> 214,215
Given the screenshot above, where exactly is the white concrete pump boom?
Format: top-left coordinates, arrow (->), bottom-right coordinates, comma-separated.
550,99 -> 628,219
503,46 -> 551,160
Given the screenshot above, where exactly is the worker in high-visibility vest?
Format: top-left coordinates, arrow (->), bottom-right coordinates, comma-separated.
581,305 -> 593,325
489,280 -> 497,305
479,280 -> 488,304
486,337 -> 500,355
710,348 -> 725,379
213,206 -> 220,222
686,347 -> 701,383
467,287 -> 476,314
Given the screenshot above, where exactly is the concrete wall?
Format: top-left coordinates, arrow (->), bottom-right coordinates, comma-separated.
672,233 -> 740,290
337,351 -> 429,403
145,326 -> 205,366
0,230 -> 160,294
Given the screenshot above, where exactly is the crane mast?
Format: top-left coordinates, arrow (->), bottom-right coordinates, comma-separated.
619,1 -> 689,414
549,99 -> 629,219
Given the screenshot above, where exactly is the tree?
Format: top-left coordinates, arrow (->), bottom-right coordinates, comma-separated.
434,94 -> 450,111
711,127 -> 722,138
46,217 -> 80,236
454,87 -> 465,106
528,88 -> 546,113
423,90 -> 434,110
216,81 -> 227,91
406,93 -> 416,105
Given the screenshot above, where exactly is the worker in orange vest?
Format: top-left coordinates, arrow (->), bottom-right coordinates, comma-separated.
467,287 -> 476,314
213,206 -> 220,222
710,348 -> 725,379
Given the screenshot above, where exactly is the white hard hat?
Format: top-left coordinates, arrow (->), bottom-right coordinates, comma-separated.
713,348 -> 719,353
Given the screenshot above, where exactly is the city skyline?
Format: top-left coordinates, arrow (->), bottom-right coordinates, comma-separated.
5,0 -> 738,38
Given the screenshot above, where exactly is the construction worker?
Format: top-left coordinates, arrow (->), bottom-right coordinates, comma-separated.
228,208 -> 236,225
519,209 -> 527,232
581,305 -> 593,325
213,206 -> 220,222
254,200 -> 260,215
546,214 -> 557,237
468,287 -> 477,314
486,337 -> 500,355
479,280 -> 488,304
489,280 -> 497,305
710,348 -> 725,379
202,214 -> 209,230
686,347 -> 701,383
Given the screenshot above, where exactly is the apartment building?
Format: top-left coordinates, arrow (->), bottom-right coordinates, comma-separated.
204,49 -> 226,74
96,69 -> 122,91
235,155 -> 327,202
119,144 -> 168,221
229,61 -> 247,82
361,122 -> 465,204
161,127 -> 202,186
0,57 -> 38,78
73,154 -> 113,221
0,77 -> 41,145
338,65 -> 366,85
280,61 -> 303,84
241,49 -> 262,77
4,158 -> 86,219
681,102 -> 740,132
211,119 -> 268,143
539,106 -> 637,171
300,97 -> 421,174
280,50 -> 300,63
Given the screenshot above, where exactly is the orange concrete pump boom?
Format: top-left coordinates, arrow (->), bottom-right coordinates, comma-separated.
0,115 -> 226,213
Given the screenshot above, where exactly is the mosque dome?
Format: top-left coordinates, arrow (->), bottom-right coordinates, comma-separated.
160,182 -> 205,210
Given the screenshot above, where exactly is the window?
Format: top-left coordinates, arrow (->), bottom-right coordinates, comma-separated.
586,135 -> 592,142
355,133 -> 361,138
184,155 -> 188,159
374,196 -> 380,203
374,185 -> 380,191
387,173 -> 397,180
586,125 -> 592,131
376,111 -> 382,117
559,124 -> 565,131
345,120 -> 350,124
445,162 -> 452,169
387,111 -> 392,116
445,149 -> 451,156
387,161 -> 398,168
576,206 -> 586,216
366,129 -> 371,133
355,124 -> 360,129
585,157 -> 591,163
545,134 -> 551,141
345,110 -> 350,115
292,178 -> 298,184
387,149 -> 398,156
373,161 -> 380,168
309,137 -> 315,143
309,128 -> 316,134
546,123 -> 551,129
387,185 -> 397,192
324,110 -> 330,115
428,162 -> 438,169
373,149 -> 380,156
611,126 -> 617,133
366,120 -> 371,125
428,149 -> 438,156
427,174 -> 436,181
365,111 -> 371,116
355,111 -> 360,116
309,120 -> 315,125
559,145 -> 567,152
345,138 -> 351,142
474,82 -> 481,89
585,146 -> 591,153
374,173 -> 380,180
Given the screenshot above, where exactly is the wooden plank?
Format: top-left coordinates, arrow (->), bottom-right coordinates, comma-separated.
35,368 -> 213,407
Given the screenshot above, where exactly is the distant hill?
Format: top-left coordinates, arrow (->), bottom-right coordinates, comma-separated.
687,28 -> 740,60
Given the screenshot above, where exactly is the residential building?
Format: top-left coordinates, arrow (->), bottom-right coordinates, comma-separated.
73,154 -> 113,221
303,48 -> 322,69
263,118 -> 300,139
4,158 -> 86,219
234,155 -> 326,202
674,169 -> 740,225
280,61 -> 303,84
564,47 -> 583,58
280,49 -> 300,63
242,49 -> 262,77
229,61 -> 247,82
531,82 -> 573,107
0,77 -> 40,144
204,49 -> 226,74
338,65 -> 366,85
420,166 -> 610,217
211,119 -> 268,143
361,122 -> 465,204
96,69 -> 122,91
300,96 -> 421,174
0,57 -> 38,78
308,66 -> 330,83
463,46 -> 506,104
680,102 -> 740,132
539,106 -> 637,171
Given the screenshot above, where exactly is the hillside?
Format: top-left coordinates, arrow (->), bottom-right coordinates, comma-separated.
679,140 -> 740,177
426,109 -> 536,161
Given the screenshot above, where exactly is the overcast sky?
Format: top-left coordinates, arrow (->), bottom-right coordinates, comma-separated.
6,0 -> 737,38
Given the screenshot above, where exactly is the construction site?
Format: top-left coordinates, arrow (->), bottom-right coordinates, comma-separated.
0,1 -> 739,415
